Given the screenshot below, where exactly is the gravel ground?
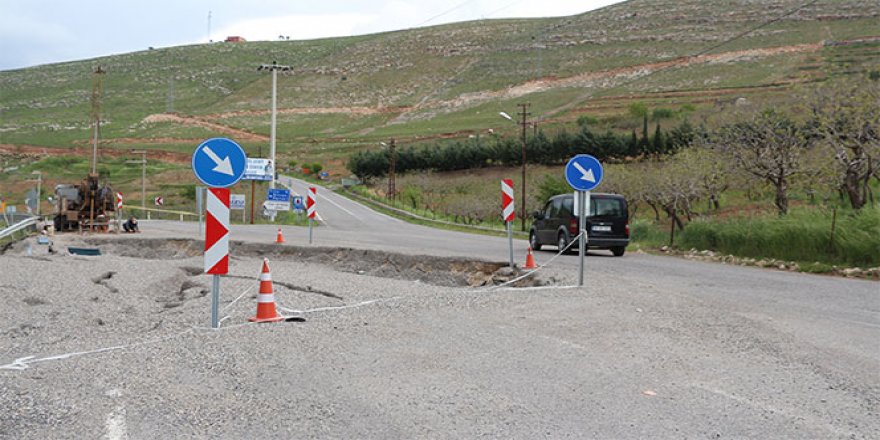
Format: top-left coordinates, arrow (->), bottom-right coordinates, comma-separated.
1,234 -> 878,439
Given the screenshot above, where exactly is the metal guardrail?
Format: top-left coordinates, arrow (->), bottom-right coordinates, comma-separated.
123,205 -> 198,221
0,215 -> 38,240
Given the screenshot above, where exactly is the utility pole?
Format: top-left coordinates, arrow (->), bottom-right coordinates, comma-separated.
250,145 -> 261,224
90,66 -> 105,176
388,139 -> 396,200
517,103 -> 531,232
258,61 -> 290,221
30,171 -> 42,217
166,79 -> 174,113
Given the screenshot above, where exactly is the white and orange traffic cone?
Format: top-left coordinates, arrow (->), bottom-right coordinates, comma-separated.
249,258 -> 284,323
275,227 -> 285,244
524,246 -> 538,269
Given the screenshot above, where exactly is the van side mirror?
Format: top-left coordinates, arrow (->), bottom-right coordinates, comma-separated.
532,211 -> 544,220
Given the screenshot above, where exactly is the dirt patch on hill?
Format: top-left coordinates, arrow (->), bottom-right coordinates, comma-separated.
0,144 -> 191,164
141,113 -> 268,141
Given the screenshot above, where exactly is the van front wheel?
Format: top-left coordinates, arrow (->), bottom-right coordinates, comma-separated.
529,231 -> 542,251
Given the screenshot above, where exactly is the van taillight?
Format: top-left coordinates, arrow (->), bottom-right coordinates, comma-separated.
625,222 -> 630,238
569,219 -> 578,234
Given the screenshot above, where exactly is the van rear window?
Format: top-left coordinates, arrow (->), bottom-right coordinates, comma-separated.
591,198 -> 625,217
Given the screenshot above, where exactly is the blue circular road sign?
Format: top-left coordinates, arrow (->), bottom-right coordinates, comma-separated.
564,154 -> 604,191
192,138 -> 247,188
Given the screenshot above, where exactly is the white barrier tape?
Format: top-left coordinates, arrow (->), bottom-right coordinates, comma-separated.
0,328 -> 195,371
492,285 -> 582,292
222,284 -> 254,312
276,297 -> 401,315
480,232 -> 584,292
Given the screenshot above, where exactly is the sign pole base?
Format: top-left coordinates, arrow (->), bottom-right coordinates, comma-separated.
308,218 -> 313,244
507,221 -> 514,268
211,274 -> 220,329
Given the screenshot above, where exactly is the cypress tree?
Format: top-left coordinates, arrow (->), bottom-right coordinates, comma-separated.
653,124 -> 665,154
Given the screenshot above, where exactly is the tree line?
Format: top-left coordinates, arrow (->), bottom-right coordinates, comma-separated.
347,119 -> 696,178
349,77 -> 878,221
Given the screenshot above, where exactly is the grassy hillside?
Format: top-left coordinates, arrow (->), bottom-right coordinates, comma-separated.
1,0 -> 879,214
2,1 -> 878,148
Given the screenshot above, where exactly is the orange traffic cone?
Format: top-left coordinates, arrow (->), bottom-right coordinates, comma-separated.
275,228 -> 285,243
524,246 -> 538,269
249,258 -> 284,323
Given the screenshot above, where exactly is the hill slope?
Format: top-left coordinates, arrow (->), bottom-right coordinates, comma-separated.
1,0 -> 878,163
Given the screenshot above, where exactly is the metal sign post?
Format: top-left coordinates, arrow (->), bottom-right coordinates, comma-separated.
578,191 -> 589,286
501,179 -> 515,268
565,155 -> 604,287
196,186 -> 204,235
306,186 -> 316,244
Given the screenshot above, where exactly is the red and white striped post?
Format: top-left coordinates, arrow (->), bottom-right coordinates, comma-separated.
306,186 -> 316,244
205,188 -> 230,328
502,179 -> 516,268
115,192 -> 123,233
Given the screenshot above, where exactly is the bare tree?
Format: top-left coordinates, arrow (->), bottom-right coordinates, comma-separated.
807,80 -> 880,210
711,109 -> 812,215
675,145 -> 730,211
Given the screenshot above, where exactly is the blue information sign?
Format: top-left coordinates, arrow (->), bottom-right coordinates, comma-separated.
564,154 -> 604,192
292,196 -> 304,210
267,188 -> 290,202
191,138 -> 247,188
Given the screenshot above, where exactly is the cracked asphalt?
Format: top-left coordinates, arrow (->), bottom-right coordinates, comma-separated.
1,178 -> 877,438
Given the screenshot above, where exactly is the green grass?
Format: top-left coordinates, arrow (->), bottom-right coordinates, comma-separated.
677,206 -> 880,267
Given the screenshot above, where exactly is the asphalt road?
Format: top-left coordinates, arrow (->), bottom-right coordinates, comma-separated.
2,176 -> 877,438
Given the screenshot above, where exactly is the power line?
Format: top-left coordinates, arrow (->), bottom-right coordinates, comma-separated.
414,0 -> 479,28
545,0 -> 824,117
483,0 -> 526,18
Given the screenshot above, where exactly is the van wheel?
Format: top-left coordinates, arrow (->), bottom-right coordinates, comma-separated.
611,246 -> 626,257
557,233 -> 569,253
529,231 -> 541,251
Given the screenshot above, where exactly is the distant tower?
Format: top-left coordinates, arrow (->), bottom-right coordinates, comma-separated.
207,11 -> 212,42
166,79 -> 174,113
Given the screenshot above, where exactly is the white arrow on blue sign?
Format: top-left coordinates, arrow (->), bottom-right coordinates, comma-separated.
192,138 -> 247,188
564,154 -> 604,192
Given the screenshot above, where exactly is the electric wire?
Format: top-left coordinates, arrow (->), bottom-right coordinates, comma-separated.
543,0 -> 824,116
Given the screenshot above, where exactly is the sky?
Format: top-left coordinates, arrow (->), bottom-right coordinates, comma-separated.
0,0 -> 623,71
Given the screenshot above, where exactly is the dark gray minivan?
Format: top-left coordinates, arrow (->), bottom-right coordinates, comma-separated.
529,193 -> 630,256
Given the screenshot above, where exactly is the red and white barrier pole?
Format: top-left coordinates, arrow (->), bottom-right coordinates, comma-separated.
502,179 -> 515,268
306,186 -> 316,244
205,188 -> 230,328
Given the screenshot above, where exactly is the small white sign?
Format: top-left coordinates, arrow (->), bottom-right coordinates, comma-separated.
230,194 -> 246,210
263,200 -> 290,211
